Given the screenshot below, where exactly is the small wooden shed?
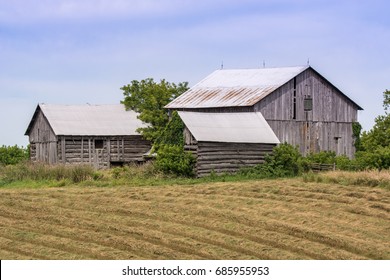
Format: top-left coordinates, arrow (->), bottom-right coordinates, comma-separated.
25,104 -> 151,168
166,66 -> 363,158
178,111 -> 280,177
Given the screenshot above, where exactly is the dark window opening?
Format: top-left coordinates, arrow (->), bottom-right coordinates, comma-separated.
95,139 -> 104,149
110,161 -> 124,167
292,77 -> 297,120
304,97 -> 313,111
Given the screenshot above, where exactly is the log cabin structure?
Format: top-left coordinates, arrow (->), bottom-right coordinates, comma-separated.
178,111 -> 279,177
166,66 -> 363,160
25,104 -> 151,168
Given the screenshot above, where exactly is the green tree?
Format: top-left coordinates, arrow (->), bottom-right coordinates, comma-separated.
121,78 -> 188,143
360,90 -> 390,152
358,90 -> 390,169
383,89 -> 390,113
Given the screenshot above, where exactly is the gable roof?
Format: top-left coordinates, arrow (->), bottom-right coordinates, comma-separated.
25,104 -> 146,136
166,66 -> 363,110
178,111 -> 280,144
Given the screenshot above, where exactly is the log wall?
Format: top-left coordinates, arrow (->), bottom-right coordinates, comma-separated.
57,136 -> 151,169
190,142 -> 276,177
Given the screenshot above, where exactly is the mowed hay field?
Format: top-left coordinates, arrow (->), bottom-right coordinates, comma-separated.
0,178 -> 389,260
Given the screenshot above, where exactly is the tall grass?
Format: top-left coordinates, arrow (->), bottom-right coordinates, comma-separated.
303,170 -> 390,189
0,162 -> 95,184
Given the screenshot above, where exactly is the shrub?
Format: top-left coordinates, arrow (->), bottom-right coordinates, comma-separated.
0,145 -> 29,165
239,143 -> 302,178
155,145 -> 195,177
263,143 -> 302,176
306,151 -> 336,164
355,147 -> 390,170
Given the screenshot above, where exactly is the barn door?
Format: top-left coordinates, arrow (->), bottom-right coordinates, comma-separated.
94,139 -> 107,169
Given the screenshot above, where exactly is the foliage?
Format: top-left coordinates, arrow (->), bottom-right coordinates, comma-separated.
0,145 -> 29,165
383,89 -> 390,113
155,145 -> 195,177
154,111 -> 185,150
352,122 -> 363,151
360,114 -> 390,152
121,78 -> 188,143
305,151 -> 336,164
356,89 -> 390,169
239,143 -> 302,178
360,90 -> 390,152
355,147 -> 390,170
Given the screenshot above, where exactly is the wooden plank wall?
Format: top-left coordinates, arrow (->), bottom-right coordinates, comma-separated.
57,135 -> 151,168
27,109 -> 58,164
266,120 -> 355,157
28,110 -> 57,143
194,142 -> 275,177
252,68 -> 359,158
254,68 -> 359,122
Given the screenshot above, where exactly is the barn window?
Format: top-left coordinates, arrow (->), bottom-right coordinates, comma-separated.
292,78 -> 297,119
304,97 -> 313,111
95,139 -> 104,149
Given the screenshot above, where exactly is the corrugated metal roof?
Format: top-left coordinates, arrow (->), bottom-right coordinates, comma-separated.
178,111 -> 280,144
29,104 -> 146,136
166,66 -> 309,109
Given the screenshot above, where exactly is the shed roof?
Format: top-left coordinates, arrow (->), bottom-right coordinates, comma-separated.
166,66 -> 308,109
25,104 -> 146,136
178,111 -> 280,144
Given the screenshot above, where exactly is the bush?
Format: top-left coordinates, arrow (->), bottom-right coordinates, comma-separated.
306,151 -> 336,164
239,143 -> 302,178
0,145 -> 29,165
355,147 -> 390,170
155,145 -> 195,177
264,143 -> 302,176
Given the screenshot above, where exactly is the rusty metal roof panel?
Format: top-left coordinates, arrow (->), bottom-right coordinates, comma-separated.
166,66 -> 308,109
178,111 -> 280,144
36,104 -> 146,136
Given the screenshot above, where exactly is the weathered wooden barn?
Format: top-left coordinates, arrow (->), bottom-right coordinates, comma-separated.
166,66 -> 363,159
25,104 -> 151,168
178,111 -> 280,177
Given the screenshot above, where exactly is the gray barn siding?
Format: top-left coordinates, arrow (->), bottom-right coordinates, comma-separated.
185,141 -> 275,177
266,120 -> 354,156
28,110 -> 58,164
252,69 -> 358,157
253,69 -> 358,122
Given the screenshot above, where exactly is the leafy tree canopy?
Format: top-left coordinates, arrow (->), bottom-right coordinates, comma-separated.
121,78 -> 188,143
361,90 -> 390,152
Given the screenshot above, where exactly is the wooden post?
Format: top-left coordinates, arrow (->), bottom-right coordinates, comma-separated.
61,137 -> 66,163
88,138 -> 91,164
81,137 -> 84,163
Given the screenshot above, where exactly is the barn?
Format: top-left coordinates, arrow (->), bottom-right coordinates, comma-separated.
166,66 -> 363,159
25,104 -> 151,168
178,111 -> 279,177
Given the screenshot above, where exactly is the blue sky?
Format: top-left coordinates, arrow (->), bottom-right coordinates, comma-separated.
1,0 -> 389,146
